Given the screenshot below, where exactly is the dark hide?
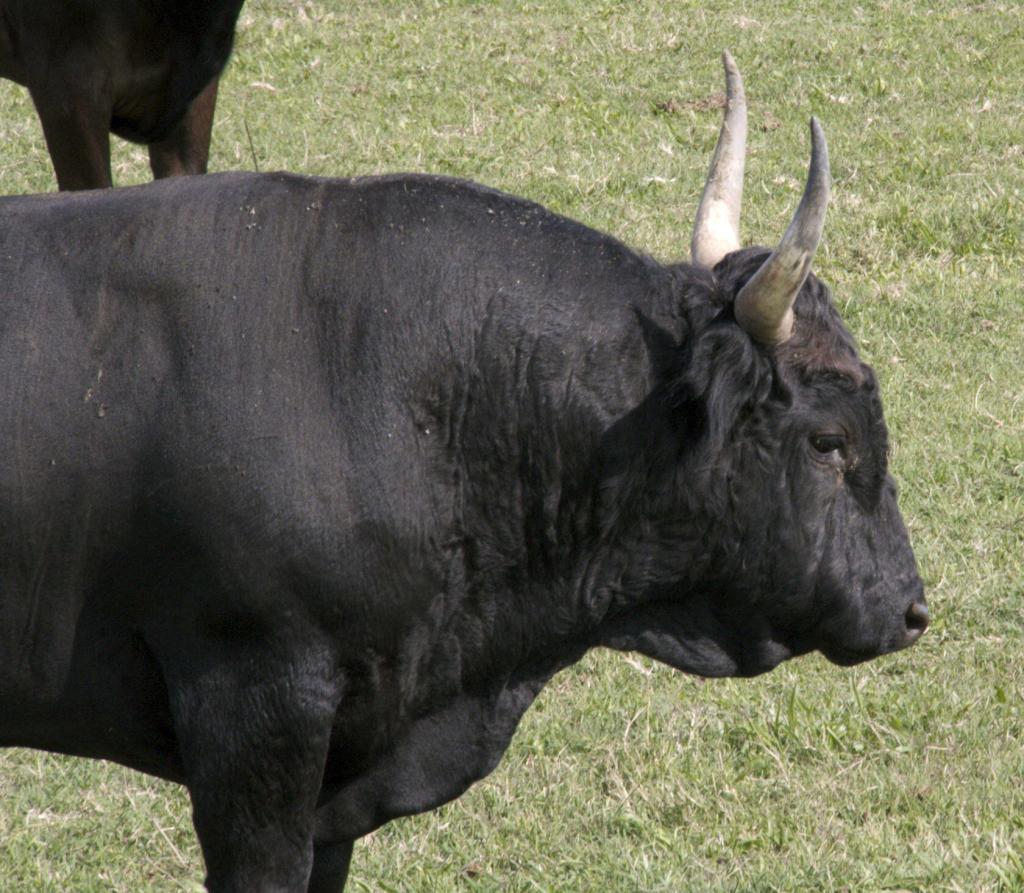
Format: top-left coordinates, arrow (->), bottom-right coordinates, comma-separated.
0,172 -> 926,892
0,0 -> 244,190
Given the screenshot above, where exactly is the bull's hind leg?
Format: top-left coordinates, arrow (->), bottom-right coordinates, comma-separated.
162,645 -> 340,893
149,78 -> 220,179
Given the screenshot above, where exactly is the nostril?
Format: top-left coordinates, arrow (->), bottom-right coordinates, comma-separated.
905,600 -> 930,640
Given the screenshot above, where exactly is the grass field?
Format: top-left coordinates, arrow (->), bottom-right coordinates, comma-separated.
1,1 -> 1022,890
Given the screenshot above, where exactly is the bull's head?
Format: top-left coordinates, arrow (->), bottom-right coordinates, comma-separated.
696,52 -> 928,669
599,54 -> 927,676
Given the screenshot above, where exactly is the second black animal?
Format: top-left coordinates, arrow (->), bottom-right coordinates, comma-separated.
0,0 -> 244,189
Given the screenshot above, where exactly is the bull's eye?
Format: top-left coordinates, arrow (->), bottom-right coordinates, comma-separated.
810,433 -> 846,456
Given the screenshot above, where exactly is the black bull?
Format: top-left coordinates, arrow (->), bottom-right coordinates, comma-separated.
0,59 -> 926,893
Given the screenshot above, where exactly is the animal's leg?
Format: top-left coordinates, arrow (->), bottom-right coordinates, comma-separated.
149,77 -> 220,179
165,647 -> 339,893
307,840 -> 354,893
28,80 -> 113,190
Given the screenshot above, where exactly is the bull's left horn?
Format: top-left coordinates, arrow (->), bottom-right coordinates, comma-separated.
734,117 -> 831,345
690,51 -> 747,268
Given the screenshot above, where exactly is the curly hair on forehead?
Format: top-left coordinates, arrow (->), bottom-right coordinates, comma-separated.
780,290 -> 866,388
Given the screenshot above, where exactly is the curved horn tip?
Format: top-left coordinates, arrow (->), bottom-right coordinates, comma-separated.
808,118 -> 831,181
721,51 -> 745,101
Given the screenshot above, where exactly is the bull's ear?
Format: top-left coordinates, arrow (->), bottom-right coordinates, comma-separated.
733,119 -> 831,345
691,51 -> 747,268
671,320 -> 767,456
636,311 -> 685,382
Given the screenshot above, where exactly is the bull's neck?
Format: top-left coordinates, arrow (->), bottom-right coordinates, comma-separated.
453,278 -> 694,667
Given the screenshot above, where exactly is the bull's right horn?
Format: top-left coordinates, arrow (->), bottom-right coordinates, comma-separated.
690,51 -> 747,268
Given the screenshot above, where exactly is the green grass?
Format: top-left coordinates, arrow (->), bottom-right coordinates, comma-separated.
1,0 -> 1022,890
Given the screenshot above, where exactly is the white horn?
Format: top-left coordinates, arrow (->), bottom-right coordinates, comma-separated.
690,51 -> 747,268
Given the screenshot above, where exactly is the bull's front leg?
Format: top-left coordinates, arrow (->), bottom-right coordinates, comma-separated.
308,840 -> 354,893
148,77 -> 220,179
27,66 -> 113,190
159,641 -> 341,893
